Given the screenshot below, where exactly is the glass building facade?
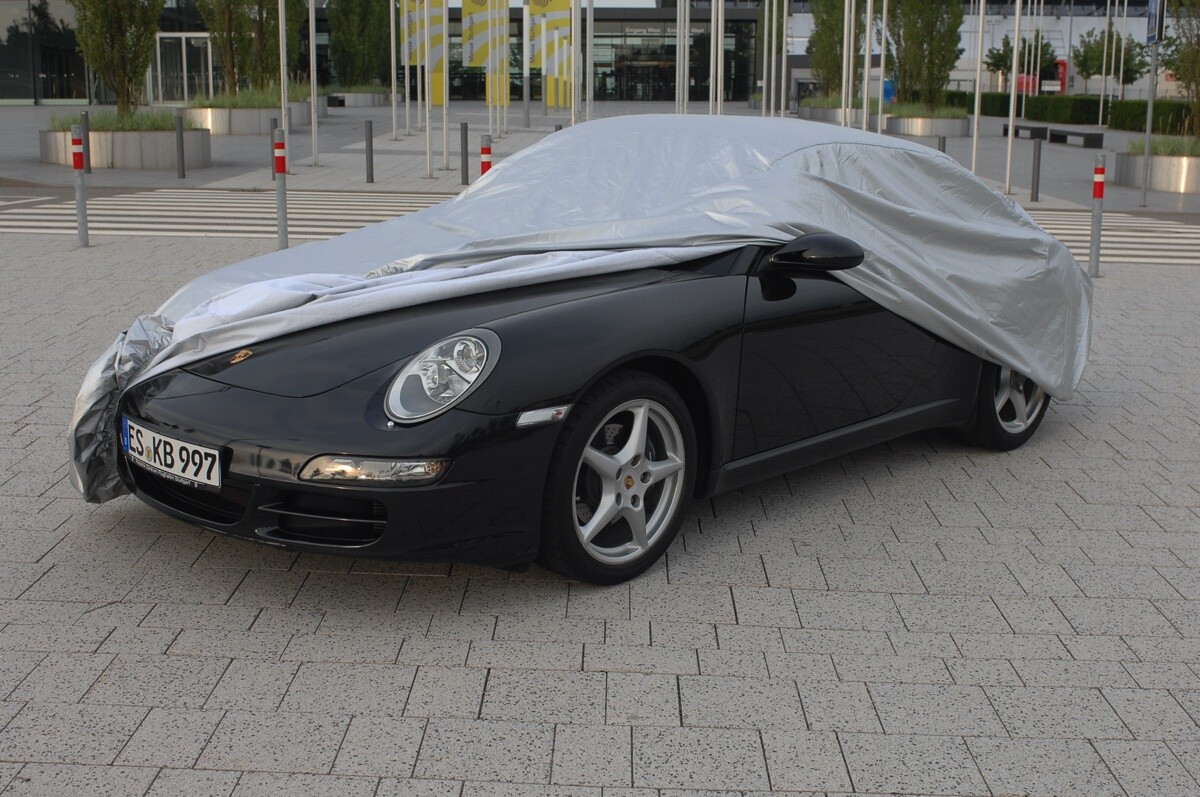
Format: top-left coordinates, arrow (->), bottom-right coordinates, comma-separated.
0,0 -> 85,103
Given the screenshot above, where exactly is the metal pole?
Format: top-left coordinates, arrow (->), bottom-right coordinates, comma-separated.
80,111 -> 91,174
1004,0 -> 1024,195
71,125 -> 88,248
937,135 -> 946,152
481,133 -> 492,174
1031,137 -> 1042,201
309,0 -> 319,165
1141,39 -> 1160,207
461,121 -> 469,184
761,0 -> 770,116
403,0 -> 412,135
442,0 -> 449,169
876,0 -> 888,133
365,120 -> 374,183
678,0 -> 684,113
542,17 -> 548,115
274,129 -> 288,250
682,0 -> 690,114
971,0 -> 985,172
1099,0 -> 1112,125
278,0 -> 289,155
1117,0 -> 1129,99
586,0 -> 594,119
710,0 -> 718,113
1089,154 -> 1105,278
391,0 -> 399,139
424,0 -> 432,178
861,0 -> 874,129
524,2 -> 531,126
571,0 -> 580,124
175,113 -> 186,179
269,116 -> 278,181
1032,0 -> 1042,96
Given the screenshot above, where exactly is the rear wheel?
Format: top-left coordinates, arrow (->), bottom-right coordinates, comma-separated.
956,361 -> 1049,451
540,371 -> 695,584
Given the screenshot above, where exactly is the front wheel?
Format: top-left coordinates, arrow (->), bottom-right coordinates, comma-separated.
540,371 -> 696,584
955,361 -> 1050,451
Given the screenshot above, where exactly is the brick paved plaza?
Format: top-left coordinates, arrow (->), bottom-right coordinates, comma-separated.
1,110 -> 1200,795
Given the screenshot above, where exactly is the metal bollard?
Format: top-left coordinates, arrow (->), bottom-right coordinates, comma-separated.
71,124 -> 88,247
554,124 -> 562,132
937,135 -> 947,153
274,129 -> 288,250
460,122 -> 469,185
80,111 -> 91,174
1030,138 -> 1042,203
365,120 -> 374,184
175,114 -> 186,180
269,117 -> 278,181
480,134 -> 492,175
1088,154 -> 1105,278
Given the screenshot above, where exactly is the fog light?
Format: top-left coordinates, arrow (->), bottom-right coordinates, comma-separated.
298,456 -> 449,486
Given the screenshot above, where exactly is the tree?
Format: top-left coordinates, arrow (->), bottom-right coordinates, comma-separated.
326,0 -> 388,87
68,0 -> 164,116
1072,27 -> 1106,94
245,0 -> 307,89
1168,0 -> 1200,137
195,0 -> 248,94
806,0 -> 863,98
1116,34 -> 1150,88
888,0 -> 962,111
986,34 -> 1057,86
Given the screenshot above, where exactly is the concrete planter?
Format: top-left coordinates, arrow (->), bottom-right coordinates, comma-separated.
1113,153 -> 1200,194
330,92 -> 388,107
184,102 -> 312,135
885,116 -> 970,137
39,129 -> 212,170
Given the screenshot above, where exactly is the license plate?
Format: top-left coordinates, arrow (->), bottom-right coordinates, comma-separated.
121,417 -> 221,490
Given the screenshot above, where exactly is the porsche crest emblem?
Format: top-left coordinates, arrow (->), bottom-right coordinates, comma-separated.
229,349 -> 254,365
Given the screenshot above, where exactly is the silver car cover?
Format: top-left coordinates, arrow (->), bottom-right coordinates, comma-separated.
69,114 -> 1091,503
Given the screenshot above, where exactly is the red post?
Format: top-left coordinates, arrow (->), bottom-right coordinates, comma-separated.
273,137 -> 287,175
71,132 -> 84,171
1092,163 -> 1106,200
480,134 -> 492,175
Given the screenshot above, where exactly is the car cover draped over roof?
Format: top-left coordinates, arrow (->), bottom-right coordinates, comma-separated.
69,114 -> 1091,503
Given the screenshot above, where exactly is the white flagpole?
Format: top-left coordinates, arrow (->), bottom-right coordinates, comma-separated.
774,2 -> 783,115
309,0 -> 318,164
761,0 -> 770,116
416,0 -> 424,132
876,0 -> 888,132
570,0 -> 578,124
1098,0 -> 1111,123
861,0 -> 873,129
541,19 -> 548,114
586,0 -> 594,120
708,0 -> 716,113
971,0 -> 985,171
442,0 -> 449,168
278,0 -> 288,153
391,0 -> 398,138
424,0 -> 432,177
523,1 -> 531,125
717,0 -> 725,113
1004,0 -> 1023,194
682,0 -> 690,113
840,0 -> 851,124
403,0 -> 411,134
1117,0 -> 1129,99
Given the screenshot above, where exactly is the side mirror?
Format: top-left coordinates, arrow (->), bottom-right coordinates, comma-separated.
768,233 -> 865,272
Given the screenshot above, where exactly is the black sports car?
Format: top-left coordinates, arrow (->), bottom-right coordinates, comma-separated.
116,234 -> 1049,584
78,116 -> 1086,584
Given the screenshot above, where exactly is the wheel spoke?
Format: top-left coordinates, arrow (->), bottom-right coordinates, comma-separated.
580,489 -> 619,543
615,402 -> 650,464
625,505 -> 649,550
994,382 -> 1012,415
582,445 -> 620,479
644,454 -> 683,484
1011,385 -> 1029,423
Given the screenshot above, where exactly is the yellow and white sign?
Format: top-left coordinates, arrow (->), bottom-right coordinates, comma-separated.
403,0 -> 448,105
530,0 -> 571,108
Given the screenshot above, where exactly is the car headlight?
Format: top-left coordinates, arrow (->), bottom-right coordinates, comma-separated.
385,329 -> 501,423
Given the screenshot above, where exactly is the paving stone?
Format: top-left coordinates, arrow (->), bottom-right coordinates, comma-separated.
404,665 -> 487,719
833,654 -> 954,685
3,762 -> 159,797
605,673 -> 680,726
629,584 -> 735,624
396,638 -> 471,667
469,641 -> 582,671
782,628 -> 893,657
146,768 -> 241,797
648,621 -> 717,649
838,732 -> 988,796
331,715 -> 426,777
205,660 -> 300,711
115,706 -> 224,767
759,728 -> 851,792
790,590 -> 906,631
820,559 -> 925,594
551,724 -> 632,786
677,674 -> 803,729
1095,739 -> 1200,797
697,649 -> 768,677
796,680 -> 882,732
584,644 -> 697,675
281,663 -> 416,717
868,682 -> 1006,735
141,603 -> 260,631
967,737 -> 1124,797
375,779 -> 464,797
168,628 -> 292,660
1055,596 -> 1180,635
197,710 -> 352,774
283,633 -> 401,664
414,719 -> 554,782
631,726 -> 768,790
0,702 -> 148,765
7,652 -> 112,703
482,669 -> 605,724
291,572 -> 408,612
84,653 -> 229,708
893,594 -> 1011,633
1013,659 -> 1138,688
986,686 -> 1131,739
229,772 -> 380,796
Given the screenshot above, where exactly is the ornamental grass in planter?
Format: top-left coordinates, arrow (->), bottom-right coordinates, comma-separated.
1113,136 -> 1200,193
41,109 -> 211,169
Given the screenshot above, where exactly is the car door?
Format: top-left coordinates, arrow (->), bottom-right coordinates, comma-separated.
733,263 -> 939,459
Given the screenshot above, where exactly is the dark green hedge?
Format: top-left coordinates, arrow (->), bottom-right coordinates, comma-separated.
943,90 -> 1018,117
1107,99 -> 1194,134
1022,95 -> 1106,125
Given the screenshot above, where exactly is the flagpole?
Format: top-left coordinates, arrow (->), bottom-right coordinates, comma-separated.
861,0 -> 874,129
876,0 -> 888,132
442,0 -> 449,168
1098,0 -> 1111,124
1004,0 -> 1024,194
423,0 -> 432,177
971,0 -> 985,171
390,0 -> 398,139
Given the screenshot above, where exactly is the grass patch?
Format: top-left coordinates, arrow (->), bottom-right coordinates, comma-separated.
887,103 -> 968,119
799,96 -> 881,111
49,109 -> 193,132
191,83 -> 313,108
1125,136 -> 1200,157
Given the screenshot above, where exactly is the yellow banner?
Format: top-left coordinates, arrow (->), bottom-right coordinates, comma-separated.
529,0 -> 570,71
404,0 -> 446,69
461,0 -> 495,68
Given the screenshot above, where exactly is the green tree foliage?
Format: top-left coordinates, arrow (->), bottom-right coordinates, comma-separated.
806,0 -> 862,98
326,0 -> 388,87
68,0 -> 164,116
245,0 -> 307,89
1116,34 -> 1150,87
986,34 -> 1057,82
1168,0 -> 1200,137
195,0 -> 248,94
1072,27 -> 1106,94
888,0 -> 962,111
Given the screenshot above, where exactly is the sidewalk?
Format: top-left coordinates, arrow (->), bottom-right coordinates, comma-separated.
4,101 -> 1200,216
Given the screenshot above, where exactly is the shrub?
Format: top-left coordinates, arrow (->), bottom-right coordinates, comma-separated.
1023,95 -> 1104,125
1108,99 -> 1194,134
943,90 -> 1020,117
888,103 -> 967,119
191,83 -> 312,108
49,109 -> 193,132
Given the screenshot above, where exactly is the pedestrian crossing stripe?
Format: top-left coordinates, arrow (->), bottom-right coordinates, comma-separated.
0,189 -> 1197,266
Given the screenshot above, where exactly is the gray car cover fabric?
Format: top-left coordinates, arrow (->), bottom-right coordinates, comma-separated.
69,114 -> 1091,503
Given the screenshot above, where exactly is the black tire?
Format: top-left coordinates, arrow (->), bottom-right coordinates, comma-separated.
540,370 -> 696,584
955,361 -> 1050,451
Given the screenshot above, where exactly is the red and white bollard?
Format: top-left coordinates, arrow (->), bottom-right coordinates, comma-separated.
480,134 -> 492,175
274,129 -> 288,250
71,124 -> 88,248
1088,154 -> 1105,278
